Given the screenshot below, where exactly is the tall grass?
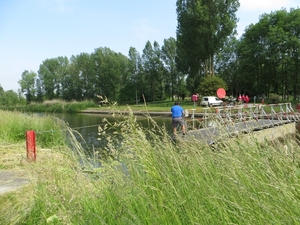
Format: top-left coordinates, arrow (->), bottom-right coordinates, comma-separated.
0,110 -> 65,147
1,110 -> 300,224
2,100 -> 98,113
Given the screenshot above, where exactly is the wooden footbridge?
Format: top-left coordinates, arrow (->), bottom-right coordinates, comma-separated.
183,103 -> 300,145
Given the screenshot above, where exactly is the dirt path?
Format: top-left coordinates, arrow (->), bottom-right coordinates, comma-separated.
0,170 -> 29,195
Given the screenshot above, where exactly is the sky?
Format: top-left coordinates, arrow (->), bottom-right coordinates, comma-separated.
0,0 -> 299,92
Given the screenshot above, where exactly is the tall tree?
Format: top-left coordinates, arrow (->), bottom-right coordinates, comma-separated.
35,78 -> 44,102
142,41 -> 165,101
61,57 -> 83,101
19,70 -> 36,103
161,37 -> 183,101
176,0 -> 240,92
153,41 -> 167,101
285,8 -> 300,100
0,90 -> 20,106
92,47 -> 128,102
38,57 -> 69,100
62,53 -> 94,101
122,47 -> 143,104
237,8 -> 300,99
215,35 -> 239,96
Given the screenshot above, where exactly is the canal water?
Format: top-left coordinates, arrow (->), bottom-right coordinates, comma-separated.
54,113 -> 173,150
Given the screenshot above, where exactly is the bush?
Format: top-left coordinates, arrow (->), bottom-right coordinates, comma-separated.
268,93 -> 281,104
197,76 -> 227,97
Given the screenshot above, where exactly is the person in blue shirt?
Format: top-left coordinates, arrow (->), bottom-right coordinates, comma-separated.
171,101 -> 186,135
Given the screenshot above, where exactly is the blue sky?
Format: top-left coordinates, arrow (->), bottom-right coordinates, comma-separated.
0,0 -> 299,92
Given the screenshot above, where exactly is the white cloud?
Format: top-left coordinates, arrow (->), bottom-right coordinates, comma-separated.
133,20 -> 160,41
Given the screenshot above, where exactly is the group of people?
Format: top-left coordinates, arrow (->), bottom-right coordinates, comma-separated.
171,94 -> 252,135
238,94 -> 250,103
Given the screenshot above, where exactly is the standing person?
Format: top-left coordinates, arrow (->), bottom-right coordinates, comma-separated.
171,101 -> 186,135
238,94 -> 242,104
245,95 -> 250,103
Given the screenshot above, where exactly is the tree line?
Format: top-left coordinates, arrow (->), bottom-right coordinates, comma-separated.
18,39 -> 186,104
235,8 -> 300,101
2,1 -> 300,106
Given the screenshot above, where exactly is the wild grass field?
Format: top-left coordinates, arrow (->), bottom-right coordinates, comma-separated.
0,109 -> 300,224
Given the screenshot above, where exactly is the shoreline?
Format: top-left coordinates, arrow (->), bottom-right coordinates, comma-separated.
80,109 -> 205,117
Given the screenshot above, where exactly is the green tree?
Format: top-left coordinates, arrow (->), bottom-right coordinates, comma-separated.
142,41 -> 166,101
120,47 -> 143,104
0,85 -> 5,106
92,47 -> 128,102
38,57 -> 69,100
176,0 -> 240,92
61,53 -> 93,101
285,8 -> 300,100
0,85 -> 4,96
70,53 -> 96,100
61,60 -> 81,101
161,37 -> 186,101
197,76 -> 227,96
237,8 -> 300,99
18,70 -> 36,103
35,78 -> 44,102
215,35 -> 239,96
0,90 -> 20,106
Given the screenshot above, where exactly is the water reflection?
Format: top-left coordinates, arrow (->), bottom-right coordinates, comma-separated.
54,113 -> 172,150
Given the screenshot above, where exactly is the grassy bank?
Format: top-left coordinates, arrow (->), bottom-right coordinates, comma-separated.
1,110 -> 300,224
1,100 -> 98,113
0,98 -> 299,115
0,110 -> 66,148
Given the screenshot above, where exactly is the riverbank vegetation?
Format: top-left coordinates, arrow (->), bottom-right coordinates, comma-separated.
1,99 -> 98,113
0,110 -> 66,147
1,110 -> 300,224
1,97 -> 299,116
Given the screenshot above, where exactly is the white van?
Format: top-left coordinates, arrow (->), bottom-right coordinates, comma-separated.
201,96 -> 223,107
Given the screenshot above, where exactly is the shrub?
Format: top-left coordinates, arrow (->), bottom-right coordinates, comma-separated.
268,93 -> 281,104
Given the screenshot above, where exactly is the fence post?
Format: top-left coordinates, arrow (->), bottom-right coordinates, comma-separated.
26,130 -> 36,162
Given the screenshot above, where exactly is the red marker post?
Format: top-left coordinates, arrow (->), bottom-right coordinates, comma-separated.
26,130 -> 36,162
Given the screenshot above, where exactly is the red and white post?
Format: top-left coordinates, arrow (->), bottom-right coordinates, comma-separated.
26,130 -> 36,162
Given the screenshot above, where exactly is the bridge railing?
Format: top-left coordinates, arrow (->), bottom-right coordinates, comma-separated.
186,103 -> 299,131
257,103 -> 299,124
